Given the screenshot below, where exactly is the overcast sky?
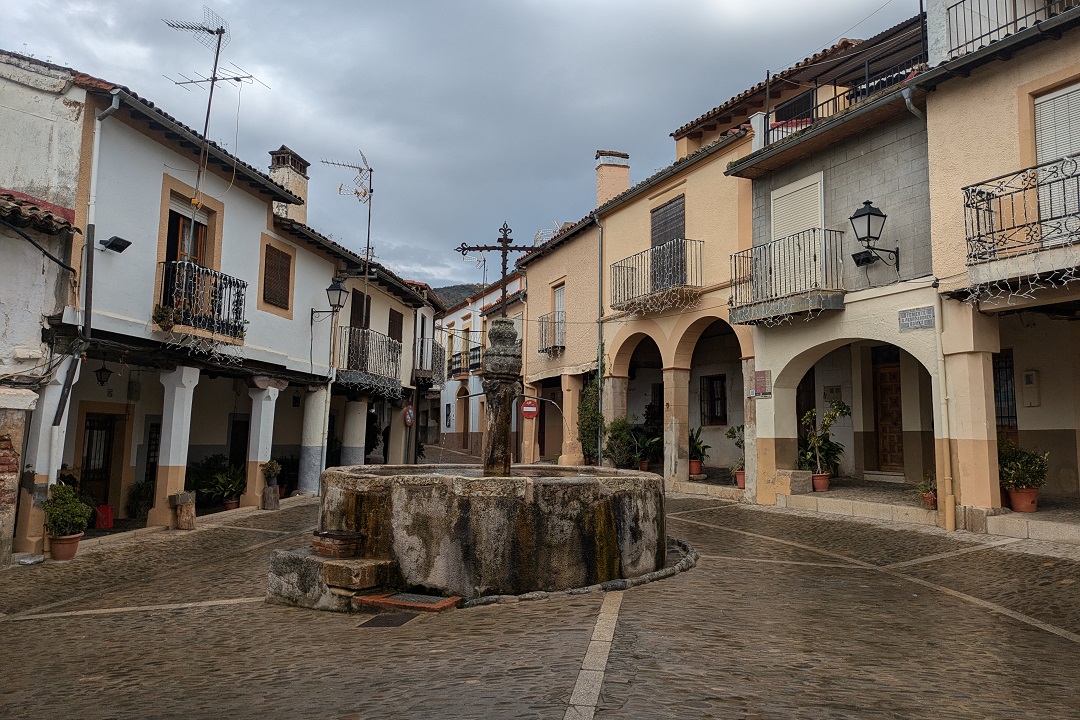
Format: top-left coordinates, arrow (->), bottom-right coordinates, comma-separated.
4,0 -> 920,287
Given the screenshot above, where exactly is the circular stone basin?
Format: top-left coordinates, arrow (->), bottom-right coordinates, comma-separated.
319,464 -> 666,599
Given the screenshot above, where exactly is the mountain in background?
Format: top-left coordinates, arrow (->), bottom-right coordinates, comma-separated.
433,283 -> 485,310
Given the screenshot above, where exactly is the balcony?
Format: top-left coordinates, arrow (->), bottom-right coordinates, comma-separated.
610,238 -> 704,314
158,261 -> 247,340
537,311 -> 565,355
413,337 -> 446,387
964,155 -> 1080,283
729,229 -> 846,325
946,0 -> 1079,59
468,345 -> 482,372
448,351 -> 465,377
337,326 -> 402,397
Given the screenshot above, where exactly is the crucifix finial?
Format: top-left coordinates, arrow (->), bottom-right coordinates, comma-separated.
455,222 -> 532,317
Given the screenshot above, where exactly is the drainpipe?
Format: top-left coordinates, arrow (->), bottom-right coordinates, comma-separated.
593,212 -> 604,463
901,86 -> 926,124
933,281 -> 956,531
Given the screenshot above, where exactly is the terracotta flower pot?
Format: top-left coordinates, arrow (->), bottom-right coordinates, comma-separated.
920,492 -> 938,510
735,470 -> 746,489
1007,487 -> 1039,513
639,461 -> 650,472
223,499 -> 240,510
49,532 -> 84,561
689,459 -> 703,475
811,473 -> 831,492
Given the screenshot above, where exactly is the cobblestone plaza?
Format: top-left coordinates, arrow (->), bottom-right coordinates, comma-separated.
3,496 -> 1080,719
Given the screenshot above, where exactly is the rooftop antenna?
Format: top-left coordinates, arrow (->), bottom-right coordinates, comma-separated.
322,151 -> 375,326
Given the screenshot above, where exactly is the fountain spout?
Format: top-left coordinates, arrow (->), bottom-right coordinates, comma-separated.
481,317 -> 522,476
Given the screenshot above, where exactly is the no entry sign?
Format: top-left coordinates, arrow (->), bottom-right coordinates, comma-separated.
520,398 -> 539,420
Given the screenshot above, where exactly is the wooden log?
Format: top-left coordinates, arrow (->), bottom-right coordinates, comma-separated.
262,486 -> 280,511
175,502 -> 196,530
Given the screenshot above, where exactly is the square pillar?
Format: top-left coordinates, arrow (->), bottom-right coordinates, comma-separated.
341,399 -> 369,466
519,383 -> 539,464
663,367 -> 690,488
753,385 -> 799,505
242,385 -> 281,509
741,357 -> 757,498
298,386 -> 328,495
602,376 -> 628,425
15,356 -> 80,554
559,374 -> 585,465
945,351 -> 1000,509
388,405 -> 408,464
148,366 -> 200,528
1,390 -> 37,564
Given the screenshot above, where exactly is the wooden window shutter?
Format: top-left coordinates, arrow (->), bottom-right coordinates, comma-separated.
650,195 -> 685,247
350,290 -> 370,328
388,308 -> 404,343
262,245 -> 291,309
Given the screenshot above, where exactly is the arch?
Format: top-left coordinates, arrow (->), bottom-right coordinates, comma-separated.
608,318 -> 665,378
667,311 -> 751,368
772,335 -> 936,390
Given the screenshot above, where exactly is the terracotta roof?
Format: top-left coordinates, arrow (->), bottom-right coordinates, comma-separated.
0,49 -> 300,205
405,280 -> 447,312
0,189 -> 75,234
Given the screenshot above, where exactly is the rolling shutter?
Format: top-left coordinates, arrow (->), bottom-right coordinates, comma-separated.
771,174 -> 821,241
1035,83 -> 1080,231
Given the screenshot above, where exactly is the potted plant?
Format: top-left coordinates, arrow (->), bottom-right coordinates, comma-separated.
689,427 -> 710,475
914,470 -> 937,510
262,459 -> 282,487
632,429 -> 661,472
725,424 -> 746,489
998,439 -> 1048,513
602,417 -> 638,469
799,400 -> 851,492
42,484 -> 93,561
210,466 -> 247,510
152,304 -> 176,332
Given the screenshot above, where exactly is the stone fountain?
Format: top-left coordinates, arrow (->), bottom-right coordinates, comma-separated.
267,318 -> 666,610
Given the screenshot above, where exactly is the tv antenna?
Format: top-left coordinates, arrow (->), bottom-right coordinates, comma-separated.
322,151 -> 375,323
163,6 -> 266,226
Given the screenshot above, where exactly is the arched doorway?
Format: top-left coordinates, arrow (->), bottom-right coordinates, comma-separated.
456,385 -> 470,451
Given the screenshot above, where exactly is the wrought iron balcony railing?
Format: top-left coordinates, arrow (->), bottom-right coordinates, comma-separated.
158,261 -> 247,339
414,337 -> 446,386
610,238 -> 704,314
946,0 -> 1079,59
729,228 -> 845,316
964,155 -> 1080,264
449,351 -> 465,377
763,51 -> 926,147
337,326 -> 402,381
468,345 -> 482,371
537,311 -> 565,354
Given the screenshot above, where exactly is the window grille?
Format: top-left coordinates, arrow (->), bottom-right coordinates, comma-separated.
699,374 -> 727,426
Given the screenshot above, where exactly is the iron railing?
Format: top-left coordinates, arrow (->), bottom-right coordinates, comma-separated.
337,326 -> 402,380
730,229 -> 846,307
537,311 -> 565,353
449,351 -> 465,377
946,0 -> 1079,58
158,261 -> 247,339
964,154 -> 1080,263
610,238 -> 704,310
414,336 -> 446,386
763,52 -> 926,147
468,345 -> 482,371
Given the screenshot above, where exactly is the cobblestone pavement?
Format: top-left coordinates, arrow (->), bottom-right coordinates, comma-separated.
3,495 -> 1080,718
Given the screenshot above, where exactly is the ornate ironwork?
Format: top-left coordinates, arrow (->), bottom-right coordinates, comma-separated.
964,155 -> 1080,264
414,336 -> 446,386
160,260 -> 247,339
537,310 -> 565,356
468,345 -> 481,371
455,222 -> 532,317
448,351 -> 465,377
946,0 -> 1079,59
610,238 -> 704,315
729,228 -> 845,324
337,326 -> 402,398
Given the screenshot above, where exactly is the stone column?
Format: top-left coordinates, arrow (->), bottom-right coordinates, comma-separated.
340,399 -> 369,466
602,375 -> 628,425
298,386 -> 328,495
481,318 -> 523,475
558,374 -> 585,466
148,366 -> 200,528
741,357 -> 757,499
14,355 -> 80,554
241,382 -> 282,509
753,385 -> 800,505
0,389 -> 37,564
663,367 -> 690,488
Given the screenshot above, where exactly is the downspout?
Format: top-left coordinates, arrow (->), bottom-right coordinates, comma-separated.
593,212 -> 604,463
901,86 -> 926,124
48,90 -> 121,486
933,282 -> 956,531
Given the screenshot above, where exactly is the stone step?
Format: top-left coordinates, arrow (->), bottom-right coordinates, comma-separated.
354,592 -> 461,613
321,557 -> 399,591
862,471 -> 909,484
776,493 -> 938,526
986,514 -> 1080,545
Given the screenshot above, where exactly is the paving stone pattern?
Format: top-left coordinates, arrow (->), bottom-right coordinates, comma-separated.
3,496 -> 1080,718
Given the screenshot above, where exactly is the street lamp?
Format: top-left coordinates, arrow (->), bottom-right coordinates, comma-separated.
848,200 -> 898,271
94,362 -> 114,386
325,279 -> 348,312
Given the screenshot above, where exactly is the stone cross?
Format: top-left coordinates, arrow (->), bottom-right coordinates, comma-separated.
455,223 -> 531,317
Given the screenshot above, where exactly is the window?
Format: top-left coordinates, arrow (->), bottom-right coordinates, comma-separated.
262,245 -> 291,309
993,349 -> 1018,443
771,173 -> 821,241
350,290 -> 371,329
166,205 -> 208,266
1035,82 -> 1080,228
651,195 -> 685,247
388,308 -> 404,343
699,374 -> 727,426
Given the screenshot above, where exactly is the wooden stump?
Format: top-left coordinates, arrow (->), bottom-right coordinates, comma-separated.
262,486 -> 280,511
175,502 -> 196,530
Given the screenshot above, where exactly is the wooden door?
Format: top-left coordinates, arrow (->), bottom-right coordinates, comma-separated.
873,362 -> 904,471
81,414 -> 116,505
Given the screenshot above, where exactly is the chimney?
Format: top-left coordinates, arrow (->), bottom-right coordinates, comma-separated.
268,145 -> 310,224
595,150 -> 630,207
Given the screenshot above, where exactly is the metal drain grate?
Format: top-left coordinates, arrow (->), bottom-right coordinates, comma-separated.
359,612 -> 418,628
386,593 -> 447,604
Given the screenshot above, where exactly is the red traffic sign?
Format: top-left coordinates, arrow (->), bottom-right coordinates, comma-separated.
403,405 -> 415,427
521,398 -> 539,420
